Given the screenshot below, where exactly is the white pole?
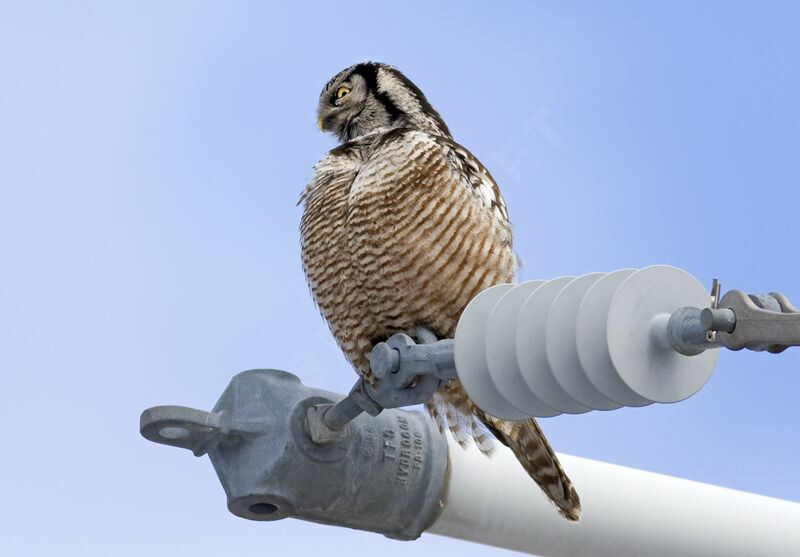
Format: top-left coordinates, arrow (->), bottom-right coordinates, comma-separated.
428,435 -> 800,556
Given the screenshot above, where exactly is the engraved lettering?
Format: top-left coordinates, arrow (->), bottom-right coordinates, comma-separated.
414,431 -> 423,450
381,429 -> 397,461
396,448 -> 413,486
359,426 -> 377,459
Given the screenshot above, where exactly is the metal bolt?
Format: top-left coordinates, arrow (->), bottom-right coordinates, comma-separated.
700,308 -> 736,333
370,343 -> 400,378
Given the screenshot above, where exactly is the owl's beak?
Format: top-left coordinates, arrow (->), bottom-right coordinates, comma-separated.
317,117 -> 324,132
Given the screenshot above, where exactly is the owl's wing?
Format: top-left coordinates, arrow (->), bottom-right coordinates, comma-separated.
434,133 -> 510,223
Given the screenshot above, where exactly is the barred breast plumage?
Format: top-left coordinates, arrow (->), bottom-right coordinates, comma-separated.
300,62 -> 581,521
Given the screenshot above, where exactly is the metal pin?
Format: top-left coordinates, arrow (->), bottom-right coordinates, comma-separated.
710,278 -> 721,309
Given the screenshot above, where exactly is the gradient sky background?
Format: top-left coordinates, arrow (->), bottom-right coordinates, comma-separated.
2,2 -> 798,555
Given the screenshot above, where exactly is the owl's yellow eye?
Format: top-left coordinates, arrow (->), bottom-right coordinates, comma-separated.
336,86 -> 350,99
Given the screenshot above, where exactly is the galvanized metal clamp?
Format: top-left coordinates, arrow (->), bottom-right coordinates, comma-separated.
140,369 -> 448,540
705,289 -> 800,353
670,278 -> 800,355
307,328 -> 457,443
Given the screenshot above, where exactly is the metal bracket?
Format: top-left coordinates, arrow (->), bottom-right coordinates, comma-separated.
140,405 -> 261,457
667,278 -> 800,356
308,329 -> 458,440
367,332 -> 456,406
140,369 -> 448,540
712,290 -> 800,352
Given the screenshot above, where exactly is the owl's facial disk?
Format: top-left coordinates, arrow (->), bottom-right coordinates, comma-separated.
318,70 -> 393,142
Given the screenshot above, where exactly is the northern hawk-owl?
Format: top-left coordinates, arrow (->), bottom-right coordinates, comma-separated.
300,62 -> 581,521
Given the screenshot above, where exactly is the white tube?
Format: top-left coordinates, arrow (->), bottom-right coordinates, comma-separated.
428,435 -> 800,556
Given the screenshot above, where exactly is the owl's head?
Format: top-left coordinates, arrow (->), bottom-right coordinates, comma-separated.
317,62 -> 451,143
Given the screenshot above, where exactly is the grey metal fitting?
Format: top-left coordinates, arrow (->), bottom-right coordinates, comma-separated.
699,308 -> 736,334
667,306 -> 721,356
140,369 -> 449,540
306,403 -> 351,443
667,289 -> 800,356
366,333 -> 457,409
308,332 -> 460,438
314,378 -> 382,439
716,290 -> 800,353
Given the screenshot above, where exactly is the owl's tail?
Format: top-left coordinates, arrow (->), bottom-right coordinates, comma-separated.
476,410 -> 582,522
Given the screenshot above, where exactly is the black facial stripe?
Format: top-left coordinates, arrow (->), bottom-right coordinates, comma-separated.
350,62 -> 404,121
383,66 -> 450,136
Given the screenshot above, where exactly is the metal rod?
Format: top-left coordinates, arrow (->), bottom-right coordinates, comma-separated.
700,307 -> 736,333
322,393 -> 364,431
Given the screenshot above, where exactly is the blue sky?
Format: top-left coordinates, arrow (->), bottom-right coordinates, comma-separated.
1,2 -> 798,555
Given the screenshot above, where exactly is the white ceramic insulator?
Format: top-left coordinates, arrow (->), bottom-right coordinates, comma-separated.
454,284 -> 529,420
546,273 -> 621,411
576,268 -> 653,407
484,280 -> 560,417
453,265 -> 720,419
517,276 -> 591,414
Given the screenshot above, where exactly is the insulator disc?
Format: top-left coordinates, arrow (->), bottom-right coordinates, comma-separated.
516,277 -> 591,414
485,281 -> 561,417
607,265 -> 720,403
454,284 -> 528,420
546,273 -> 622,411
576,269 -> 654,407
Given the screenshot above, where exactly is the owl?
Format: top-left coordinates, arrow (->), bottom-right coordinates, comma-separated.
299,62 -> 581,521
